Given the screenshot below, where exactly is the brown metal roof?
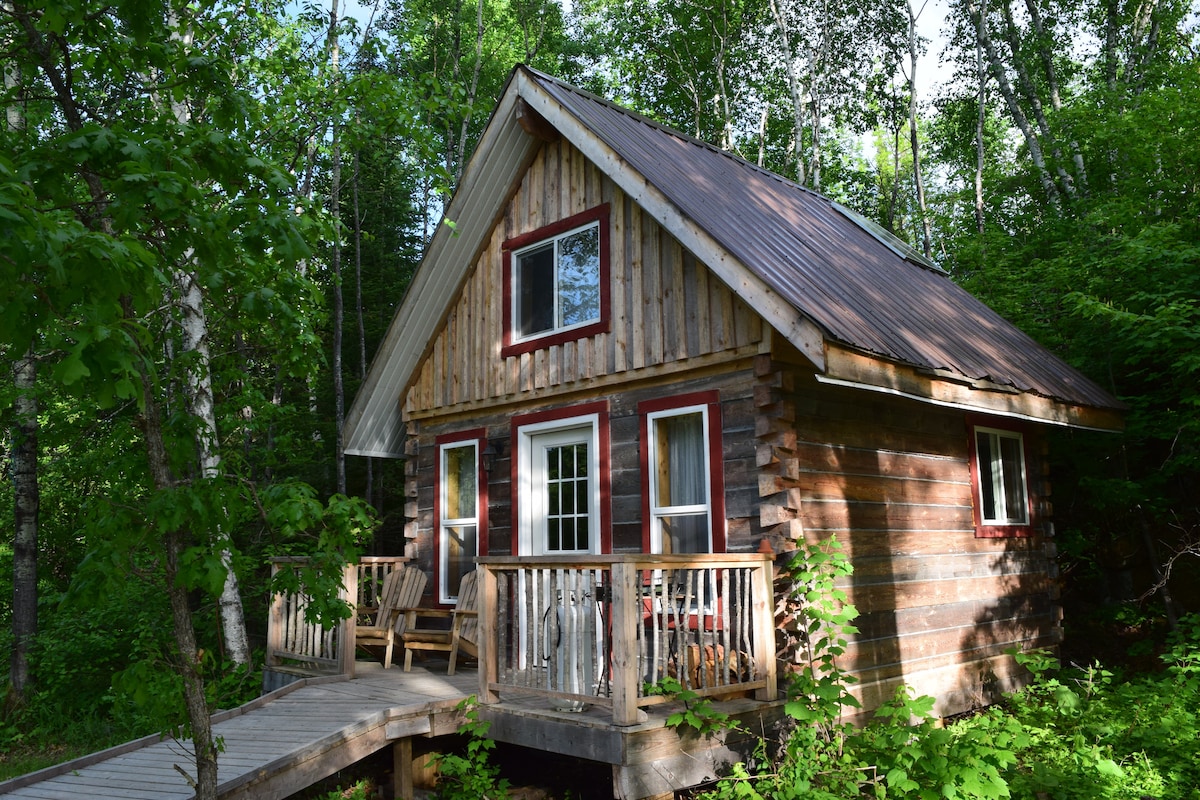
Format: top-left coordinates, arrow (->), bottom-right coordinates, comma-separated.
525,67 -> 1122,412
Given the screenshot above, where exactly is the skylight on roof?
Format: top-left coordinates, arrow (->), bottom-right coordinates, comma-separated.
831,202 -> 946,274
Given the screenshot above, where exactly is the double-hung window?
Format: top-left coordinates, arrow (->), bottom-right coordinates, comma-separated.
502,205 -> 609,357
640,393 -> 726,554
437,434 -> 485,603
971,425 -> 1031,536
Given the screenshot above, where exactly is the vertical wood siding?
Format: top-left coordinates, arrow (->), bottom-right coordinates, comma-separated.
404,140 -> 762,417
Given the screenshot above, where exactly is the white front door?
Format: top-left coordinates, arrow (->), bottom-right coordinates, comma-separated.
518,420 -> 600,556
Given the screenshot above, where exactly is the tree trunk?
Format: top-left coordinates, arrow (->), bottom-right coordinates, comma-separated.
452,0 -> 486,184
906,0 -> 932,258
975,16 -> 986,235
769,0 -> 808,185
138,373 -> 219,800
9,348 -> 38,704
328,0 -> 347,496
166,9 -> 250,666
174,267 -> 251,664
6,10 -> 37,707
997,0 -> 1079,199
352,149 -> 374,511
966,0 -> 1061,206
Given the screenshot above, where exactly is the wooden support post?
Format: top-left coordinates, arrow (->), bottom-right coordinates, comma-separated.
266,562 -> 283,669
478,565 -> 499,704
339,563 -> 358,678
394,738 -> 413,799
610,560 -> 641,725
750,555 -> 777,701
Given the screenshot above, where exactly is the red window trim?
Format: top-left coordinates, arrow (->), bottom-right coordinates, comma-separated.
966,416 -> 1036,539
637,391 -> 727,554
433,428 -> 489,607
501,204 -> 611,358
508,401 -> 612,555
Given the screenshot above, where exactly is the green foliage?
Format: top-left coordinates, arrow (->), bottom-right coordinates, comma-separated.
646,675 -> 733,736
780,538 -> 861,732
428,696 -> 510,800
698,613 -> 1200,800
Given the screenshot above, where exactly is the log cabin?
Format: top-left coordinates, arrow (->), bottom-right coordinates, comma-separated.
343,64 -> 1124,734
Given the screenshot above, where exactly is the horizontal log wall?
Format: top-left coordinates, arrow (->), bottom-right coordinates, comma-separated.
757,359 -> 1057,718
404,139 -> 763,418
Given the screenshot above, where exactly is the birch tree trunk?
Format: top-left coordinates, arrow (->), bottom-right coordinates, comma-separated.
174,267 -> 251,664
906,0 -> 933,258
965,0 -> 1062,205
975,10 -> 987,234
768,0 -> 808,184
9,348 -> 38,704
6,10 -> 38,706
166,8 -> 250,665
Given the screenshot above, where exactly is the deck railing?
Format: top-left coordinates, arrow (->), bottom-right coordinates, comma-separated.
266,556 -> 409,677
476,554 -> 777,725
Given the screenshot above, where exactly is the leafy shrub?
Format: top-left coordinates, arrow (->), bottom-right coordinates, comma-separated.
694,543 -> 1200,800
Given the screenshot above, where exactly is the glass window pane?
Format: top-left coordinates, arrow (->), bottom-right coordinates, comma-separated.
517,245 -> 555,336
661,514 -> 707,554
444,445 -> 476,520
976,431 -> 998,520
445,524 -> 477,600
655,413 -> 705,507
999,435 -> 1027,522
548,518 -> 560,552
576,515 -> 589,551
557,225 -> 600,327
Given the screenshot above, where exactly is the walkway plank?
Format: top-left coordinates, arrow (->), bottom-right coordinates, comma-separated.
0,663 -> 475,800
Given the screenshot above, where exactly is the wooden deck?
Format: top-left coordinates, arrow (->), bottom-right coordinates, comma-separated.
0,662 -> 475,800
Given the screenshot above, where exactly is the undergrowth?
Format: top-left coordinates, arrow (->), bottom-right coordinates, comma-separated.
690,539 -> 1200,800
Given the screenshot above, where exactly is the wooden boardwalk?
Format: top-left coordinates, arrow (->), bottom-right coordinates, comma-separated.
0,662 -> 475,800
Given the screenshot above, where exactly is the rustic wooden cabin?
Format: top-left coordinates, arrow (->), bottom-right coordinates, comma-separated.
342,64 -> 1124,786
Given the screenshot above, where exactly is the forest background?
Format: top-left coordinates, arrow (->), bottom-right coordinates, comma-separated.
1,0 -> 1197,794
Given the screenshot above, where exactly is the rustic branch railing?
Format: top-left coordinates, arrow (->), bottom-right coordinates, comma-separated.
266,556 -> 409,678
476,554 -> 777,725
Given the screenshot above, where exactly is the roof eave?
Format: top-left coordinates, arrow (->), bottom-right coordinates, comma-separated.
820,343 -> 1126,432
343,73 -> 541,458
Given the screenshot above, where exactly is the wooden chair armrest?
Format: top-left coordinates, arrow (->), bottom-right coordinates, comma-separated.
399,607 -> 454,617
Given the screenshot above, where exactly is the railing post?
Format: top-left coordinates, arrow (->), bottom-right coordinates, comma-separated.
339,563 -> 358,678
267,561 -> 284,669
478,565 -> 498,704
751,555 -> 777,701
610,560 -> 641,725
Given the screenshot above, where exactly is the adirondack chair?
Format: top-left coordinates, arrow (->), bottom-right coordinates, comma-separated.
401,569 -> 480,675
355,564 -> 427,669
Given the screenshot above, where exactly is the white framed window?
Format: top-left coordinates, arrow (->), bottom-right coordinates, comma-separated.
647,406 -> 713,554
512,221 -> 601,342
501,205 -> 609,358
516,414 -> 602,556
973,426 -> 1030,528
438,439 -> 480,604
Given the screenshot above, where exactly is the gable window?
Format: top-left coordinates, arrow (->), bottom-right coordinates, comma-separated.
502,205 -> 610,357
513,403 -> 611,556
970,424 -> 1032,536
639,392 -> 726,554
436,432 -> 487,603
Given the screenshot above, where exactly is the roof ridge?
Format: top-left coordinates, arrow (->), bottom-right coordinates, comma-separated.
518,64 -> 827,202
